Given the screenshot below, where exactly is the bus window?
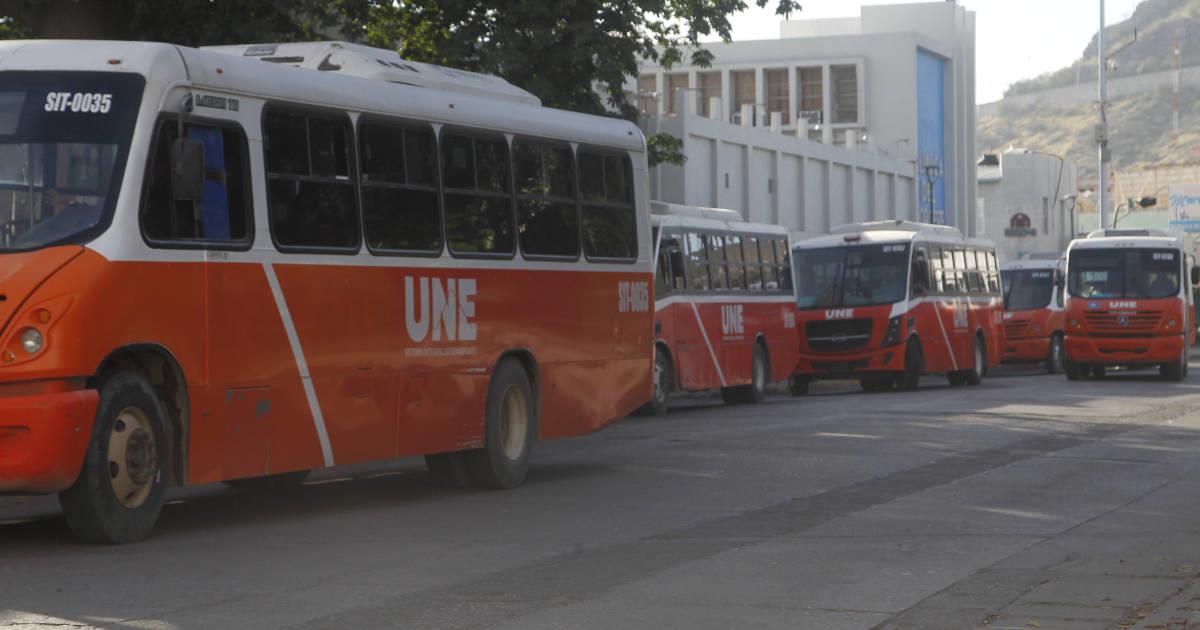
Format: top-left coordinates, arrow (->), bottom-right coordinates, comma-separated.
142,119 -> 250,245
264,109 -> 358,250
442,132 -> 515,257
359,120 -> 441,254
745,236 -> 763,291
514,139 -> 579,258
910,248 -> 929,298
928,246 -> 943,294
685,231 -> 711,291
761,239 -> 780,290
708,234 -> 729,289
579,151 -> 637,261
777,243 -> 793,291
656,235 -> 686,298
941,248 -> 957,293
725,234 -> 746,290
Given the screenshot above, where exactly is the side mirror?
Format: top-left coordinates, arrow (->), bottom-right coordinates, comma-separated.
1191,265 -> 1199,287
171,137 -> 206,202
1054,268 -> 1065,288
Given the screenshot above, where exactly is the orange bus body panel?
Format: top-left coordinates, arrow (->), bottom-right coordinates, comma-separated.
1002,308 -> 1065,363
656,299 -> 798,391
1064,297 -> 1191,366
0,248 -> 652,492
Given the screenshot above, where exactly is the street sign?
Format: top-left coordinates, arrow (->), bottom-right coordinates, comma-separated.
1168,184 -> 1200,232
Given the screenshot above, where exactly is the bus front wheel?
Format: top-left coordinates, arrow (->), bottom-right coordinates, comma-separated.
59,372 -> 169,544
466,359 -> 536,489
896,339 -> 923,392
722,344 -> 768,405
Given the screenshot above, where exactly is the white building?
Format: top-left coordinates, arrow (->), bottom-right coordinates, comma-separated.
977,149 -> 1080,262
630,1 -> 977,235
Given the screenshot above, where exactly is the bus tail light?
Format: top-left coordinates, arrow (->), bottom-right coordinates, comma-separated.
883,316 -> 904,346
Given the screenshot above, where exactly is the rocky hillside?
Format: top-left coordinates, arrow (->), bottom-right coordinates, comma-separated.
979,0 -> 1200,181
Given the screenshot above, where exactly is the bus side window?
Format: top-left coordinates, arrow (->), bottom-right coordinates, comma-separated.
359,120 -> 441,254
514,139 -> 579,258
910,248 -> 929,298
579,151 -> 637,261
928,246 -> 942,295
708,234 -> 729,290
725,234 -> 746,290
655,236 -> 686,298
745,236 -> 763,291
442,131 -> 515,257
264,109 -> 359,250
964,248 -> 983,293
685,231 -> 711,291
761,238 -> 780,290
142,119 -> 251,245
775,239 -> 792,292
941,248 -> 956,293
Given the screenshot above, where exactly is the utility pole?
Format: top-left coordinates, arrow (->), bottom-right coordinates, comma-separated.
1097,0 -> 1110,231
1174,31 -> 1182,135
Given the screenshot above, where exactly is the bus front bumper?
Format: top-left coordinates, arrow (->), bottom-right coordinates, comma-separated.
1003,336 -> 1051,363
794,346 -> 904,379
0,389 -> 97,494
1064,334 -> 1185,367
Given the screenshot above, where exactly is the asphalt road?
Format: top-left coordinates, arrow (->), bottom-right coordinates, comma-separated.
6,362 -> 1200,630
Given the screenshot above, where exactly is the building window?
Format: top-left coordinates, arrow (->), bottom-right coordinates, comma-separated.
699,71 -> 721,118
765,69 -> 789,125
832,64 -> 859,124
731,70 -> 755,123
666,73 -> 689,116
798,67 -> 823,122
636,74 -> 657,114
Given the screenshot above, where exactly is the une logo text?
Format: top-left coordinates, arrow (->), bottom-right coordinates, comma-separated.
405,277 -> 477,343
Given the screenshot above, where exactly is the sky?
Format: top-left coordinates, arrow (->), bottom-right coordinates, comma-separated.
705,0 -> 1143,104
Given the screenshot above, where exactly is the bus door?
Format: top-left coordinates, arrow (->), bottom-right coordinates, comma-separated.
677,232 -> 719,390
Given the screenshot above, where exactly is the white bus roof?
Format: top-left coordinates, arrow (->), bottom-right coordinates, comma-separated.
795,220 -> 994,251
0,40 -> 644,153
650,202 -> 787,238
1068,233 -> 1185,252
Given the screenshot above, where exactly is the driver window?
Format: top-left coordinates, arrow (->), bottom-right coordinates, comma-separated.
910,248 -> 929,298
142,119 -> 251,245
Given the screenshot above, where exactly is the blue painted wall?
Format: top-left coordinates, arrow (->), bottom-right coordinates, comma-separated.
917,49 -> 947,225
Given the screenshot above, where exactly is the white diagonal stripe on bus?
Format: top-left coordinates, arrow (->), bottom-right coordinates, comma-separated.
934,299 -> 960,372
263,262 -> 336,468
690,302 -> 727,387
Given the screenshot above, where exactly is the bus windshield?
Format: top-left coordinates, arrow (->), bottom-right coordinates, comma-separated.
1068,248 -> 1181,299
793,243 -> 910,309
0,72 -> 143,252
1003,269 -> 1055,311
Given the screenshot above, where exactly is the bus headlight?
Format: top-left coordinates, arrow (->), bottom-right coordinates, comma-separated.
19,328 -> 43,354
883,316 -> 904,346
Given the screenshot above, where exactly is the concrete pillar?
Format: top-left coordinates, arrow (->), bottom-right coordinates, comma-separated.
720,70 -> 732,123
740,104 -> 753,128
770,111 -> 782,133
787,65 -> 799,129
821,64 -> 833,144
708,97 -> 721,120
754,66 -> 765,126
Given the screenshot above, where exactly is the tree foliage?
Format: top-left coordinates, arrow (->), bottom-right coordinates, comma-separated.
0,0 -> 801,165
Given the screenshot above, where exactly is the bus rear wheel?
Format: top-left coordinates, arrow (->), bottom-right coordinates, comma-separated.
896,339 -> 923,392
965,336 -> 985,386
466,359 -> 536,489
58,372 -> 169,544
636,348 -> 672,416
722,344 -> 768,405
1046,334 -> 1065,374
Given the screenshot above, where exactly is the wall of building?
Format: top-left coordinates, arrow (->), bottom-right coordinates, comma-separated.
643,102 -> 917,239
632,1 -> 977,234
978,151 -> 1079,262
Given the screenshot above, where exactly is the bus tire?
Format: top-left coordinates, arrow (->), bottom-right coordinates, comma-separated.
58,372 -> 169,544
722,344 -> 768,405
466,359 -> 536,489
425,452 -> 474,488
965,336 -> 985,386
1066,360 -> 1084,381
1161,343 -> 1187,382
1045,334 -> 1065,374
947,372 -> 967,387
646,347 -> 672,415
223,470 -> 309,490
788,375 -> 810,397
896,339 -> 923,392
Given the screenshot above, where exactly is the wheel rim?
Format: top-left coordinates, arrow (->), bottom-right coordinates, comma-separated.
499,385 -> 529,461
107,406 -> 157,509
1052,339 -> 1063,368
653,355 -> 667,404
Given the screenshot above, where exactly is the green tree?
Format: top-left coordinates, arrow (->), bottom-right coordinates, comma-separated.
357,0 -> 800,165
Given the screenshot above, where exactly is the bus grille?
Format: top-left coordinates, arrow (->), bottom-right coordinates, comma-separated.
806,319 -> 873,352
1083,310 -> 1162,333
1004,320 -> 1030,339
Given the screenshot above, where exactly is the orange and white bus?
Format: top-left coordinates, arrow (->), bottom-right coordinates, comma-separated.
790,220 -> 1003,393
645,202 -> 797,414
1063,229 -> 1198,381
1000,254 -> 1066,373
0,40 -> 654,542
